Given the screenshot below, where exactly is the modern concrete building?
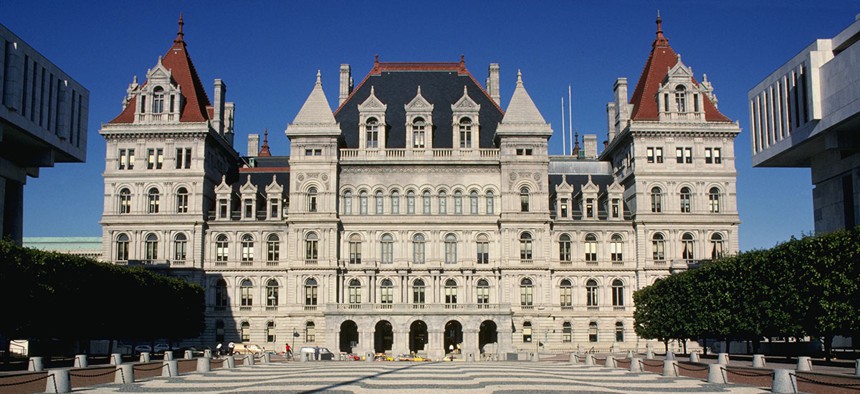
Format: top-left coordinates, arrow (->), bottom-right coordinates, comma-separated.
22,236 -> 102,260
0,24 -> 89,243
101,16 -> 740,359
749,14 -> 860,233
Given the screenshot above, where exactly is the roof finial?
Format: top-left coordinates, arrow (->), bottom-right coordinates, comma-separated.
258,128 -> 271,157
517,69 -> 523,85
417,85 -> 422,95
375,54 -> 379,65
653,10 -> 669,47
316,69 -> 321,85
174,13 -> 185,44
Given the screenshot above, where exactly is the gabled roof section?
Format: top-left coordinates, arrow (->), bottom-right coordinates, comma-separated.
110,15 -> 212,124
628,15 -> 730,122
291,71 -> 337,126
496,70 -> 552,137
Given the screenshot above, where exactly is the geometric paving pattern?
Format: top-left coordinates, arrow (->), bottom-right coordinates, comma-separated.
84,361 -> 767,393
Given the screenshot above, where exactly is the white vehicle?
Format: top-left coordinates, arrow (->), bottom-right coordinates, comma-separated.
153,343 -> 171,353
134,345 -> 152,354
299,346 -> 334,360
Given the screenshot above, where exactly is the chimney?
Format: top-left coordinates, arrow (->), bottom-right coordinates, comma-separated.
487,63 -> 500,106
248,134 -> 260,157
613,78 -> 629,138
606,102 -> 617,143
213,79 -> 226,134
583,134 -> 598,159
339,64 -> 353,106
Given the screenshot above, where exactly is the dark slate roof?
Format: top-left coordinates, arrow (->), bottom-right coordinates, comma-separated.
549,174 -> 616,192
334,63 -> 504,149
238,156 -> 291,193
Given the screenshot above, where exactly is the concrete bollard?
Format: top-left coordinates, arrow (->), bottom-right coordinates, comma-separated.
162,360 -> 179,377
225,355 -> 235,368
855,359 -> 860,376
244,355 -> 255,366
752,354 -> 766,368
163,350 -> 174,361
45,368 -> 71,393
532,352 -> 540,362
707,364 -> 727,383
196,357 -> 210,373
139,352 -> 150,363
204,349 -> 212,358
569,352 -> 579,364
584,354 -> 594,366
302,352 -> 309,362
262,352 -> 271,364
645,348 -> 654,360
28,357 -> 44,372
115,363 -> 134,384
662,359 -> 678,377
605,356 -> 617,368
717,353 -> 730,365
796,356 -> 812,371
625,350 -> 634,359
366,353 -> 373,362
110,353 -> 122,365
629,357 -> 642,372
73,354 -> 88,368
689,352 -> 700,363
665,351 -> 675,361
184,350 -> 193,360
772,368 -> 798,393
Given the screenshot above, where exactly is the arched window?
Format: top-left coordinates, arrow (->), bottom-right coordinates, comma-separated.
588,322 -> 598,343
652,233 -> 665,262
674,85 -> 686,112
412,117 -> 425,148
381,234 -> 394,264
144,233 -> 158,261
519,232 -> 533,261
584,233 -> 597,262
476,234 -> 489,264
348,234 -> 362,264
709,187 -> 721,213
520,187 -> 530,212
241,234 -> 254,262
266,279 -> 279,307
680,187 -> 691,213
406,190 -> 415,214
216,234 -> 229,262
240,279 -> 253,307
711,233 -> 725,260
267,321 -> 276,343
682,232 -> 695,261
586,279 -> 598,308
307,187 -> 318,213
305,321 -> 316,342
459,117 -> 473,148
118,188 -> 132,214
562,322 -> 572,343
615,322 -> 625,342
486,191 -> 494,214
379,278 -> 393,304
176,187 -> 189,213
470,191 -> 479,214
152,86 -> 165,113
215,279 -> 228,310
559,234 -> 572,262
305,232 -> 319,262
412,234 -> 425,264
148,188 -> 160,213
454,191 -> 463,214
343,190 -> 352,214
610,234 -> 623,262
560,279 -> 572,308
266,234 -> 280,262
476,278 -> 489,305
375,191 -> 384,214
438,190 -> 447,214
422,190 -> 431,214
359,191 -> 368,215
348,279 -> 361,304
412,279 -> 425,304
444,234 -> 457,264
391,190 -> 400,214
173,233 -> 187,262
304,278 -> 318,306
366,117 -> 379,148
444,279 -> 457,304
651,187 -> 663,213
612,279 -> 624,307
520,278 -> 533,306
522,321 -> 532,343
116,233 -> 129,261
241,321 -> 250,342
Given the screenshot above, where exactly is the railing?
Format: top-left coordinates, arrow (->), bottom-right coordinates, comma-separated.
303,306 -> 317,311
266,306 -> 278,311
340,148 -> 499,161
137,113 -> 176,123
327,303 -> 510,312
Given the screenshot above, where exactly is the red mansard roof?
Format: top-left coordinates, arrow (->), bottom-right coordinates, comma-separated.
110,15 -> 212,124
629,16 -> 730,123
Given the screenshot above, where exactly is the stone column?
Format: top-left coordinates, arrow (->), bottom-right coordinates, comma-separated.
463,328 -> 479,362
427,329 -> 444,360
393,329 -> 409,356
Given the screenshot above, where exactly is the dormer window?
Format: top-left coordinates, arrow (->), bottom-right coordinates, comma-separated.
674,85 -> 686,112
366,118 -> 379,149
412,117 -> 426,148
152,86 -> 165,113
459,117 -> 473,149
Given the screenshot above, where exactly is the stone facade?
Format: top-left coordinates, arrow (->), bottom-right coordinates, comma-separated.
100,16 -> 740,360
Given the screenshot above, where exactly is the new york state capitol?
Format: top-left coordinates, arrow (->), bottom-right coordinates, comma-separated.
99,16 -> 740,360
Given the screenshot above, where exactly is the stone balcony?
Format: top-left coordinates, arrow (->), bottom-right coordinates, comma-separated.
339,148 -> 499,163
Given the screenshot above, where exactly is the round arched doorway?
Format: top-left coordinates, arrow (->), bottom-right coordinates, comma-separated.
444,320 -> 463,354
409,320 -> 428,353
374,320 -> 393,353
479,320 -> 498,352
339,320 -> 358,353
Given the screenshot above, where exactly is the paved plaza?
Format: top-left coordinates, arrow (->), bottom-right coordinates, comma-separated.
78,361 -> 766,394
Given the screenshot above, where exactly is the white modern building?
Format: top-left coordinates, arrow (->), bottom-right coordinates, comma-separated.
0,23 -> 89,243
749,14 -> 860,233
100,15 -> 740,360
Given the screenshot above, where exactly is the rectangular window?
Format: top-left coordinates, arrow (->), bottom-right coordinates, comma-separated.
174,240 -> 186,261
611,199 -> 620,218
560,199 -> 568,218
176,148 -> 192,169
655,147 -> 663,163
147,148 -> 155,169
685,147 -> 692,163
476,241 -> 489,264
244,198 -> 254,219
675,147 -> 683,164
270,198 -> 279,218
305,149 -> 313,156
713,148 -> 721,164
118,149 -> 135,170
218,199 -> 228,219
349,242 -> 361,264
705,148 -> 713,164
676,147 -> 692,164
646,147 -> 654,163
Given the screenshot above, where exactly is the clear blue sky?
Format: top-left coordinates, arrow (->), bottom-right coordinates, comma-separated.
3,1 -> 858,250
